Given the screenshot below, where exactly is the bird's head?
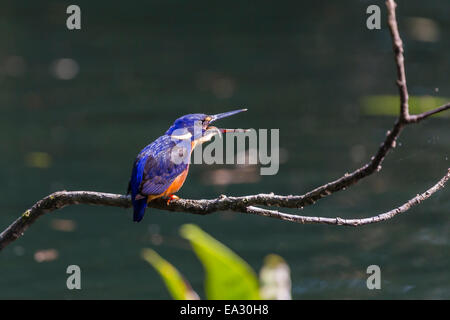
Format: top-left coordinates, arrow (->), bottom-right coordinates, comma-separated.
166,109 -> 247,145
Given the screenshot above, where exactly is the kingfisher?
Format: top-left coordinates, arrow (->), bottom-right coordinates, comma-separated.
128,109 -> 247,222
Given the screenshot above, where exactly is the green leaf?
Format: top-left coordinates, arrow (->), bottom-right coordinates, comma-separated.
362,95 -> 450,117
141,248 -> 199,300
180,224 -> 260,300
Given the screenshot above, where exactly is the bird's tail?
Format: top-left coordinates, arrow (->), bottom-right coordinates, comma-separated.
133,198 -> 147,222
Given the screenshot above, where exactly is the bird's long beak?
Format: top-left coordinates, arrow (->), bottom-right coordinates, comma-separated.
199,108 -> 248,143
207,108 -> 248,134
209,108 -> 247,123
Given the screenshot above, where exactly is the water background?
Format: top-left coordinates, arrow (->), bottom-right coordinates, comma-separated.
0,0 -> 449,299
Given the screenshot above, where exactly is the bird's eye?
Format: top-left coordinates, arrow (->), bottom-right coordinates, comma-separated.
202,116 -> 212,128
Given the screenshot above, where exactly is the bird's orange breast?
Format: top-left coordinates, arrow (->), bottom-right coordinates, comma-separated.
162,166 -> 189,196
164,140 -> 197,196
163,141 -> 197,196
147,166 -> 190,203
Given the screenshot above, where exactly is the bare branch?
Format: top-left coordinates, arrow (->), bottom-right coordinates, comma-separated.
245,169 -> 450,226
297,0 -> 450,205
385,0 -> 449,125
0,0 -> 449,251
0,192 -> 130,250
386,0 -> 409,122
407,103 -> 450,123
1,168 -> 448,250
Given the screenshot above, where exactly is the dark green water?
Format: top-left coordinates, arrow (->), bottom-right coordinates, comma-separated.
0,0 -> 449,299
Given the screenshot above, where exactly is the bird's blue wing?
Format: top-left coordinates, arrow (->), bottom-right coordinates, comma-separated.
129,153 -> 148,222
128,135 -> 190,222
139,136 -> 190,195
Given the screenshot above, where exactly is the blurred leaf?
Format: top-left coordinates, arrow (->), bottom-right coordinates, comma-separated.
259,254 -> 292,300
141,248 -> 199,300
180,224 -> 260,300
24,152 -> 52,168
362,95 -> 449,117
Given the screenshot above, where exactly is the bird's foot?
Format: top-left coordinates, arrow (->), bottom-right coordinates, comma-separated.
166,194 -> 180,205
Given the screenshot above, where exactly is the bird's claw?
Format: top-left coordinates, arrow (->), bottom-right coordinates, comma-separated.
166,194 -> 180,205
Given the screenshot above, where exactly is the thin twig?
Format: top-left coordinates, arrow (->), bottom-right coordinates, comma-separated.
407,103 -> 450,123
386,0 -> 409,122
245,169 -> 450,226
